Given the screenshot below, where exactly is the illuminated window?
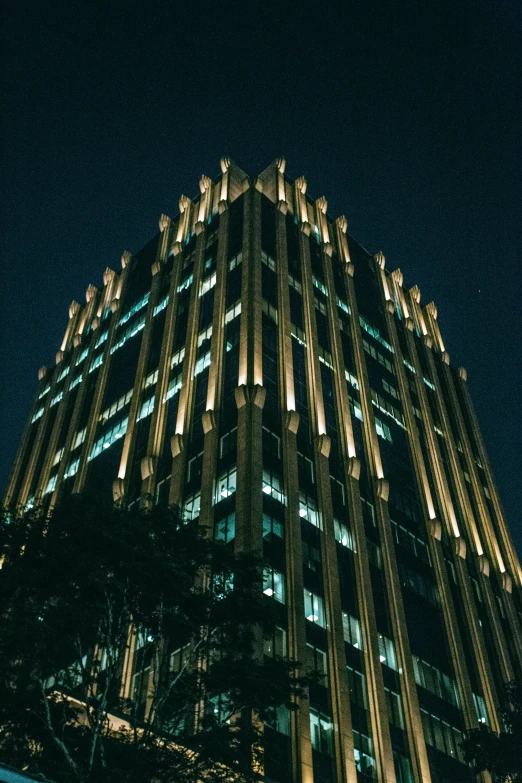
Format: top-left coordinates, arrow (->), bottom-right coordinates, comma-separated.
378,634 -> 397,670
342,612 -> 362,649
183,491 -> 201,522
299,492 -> 320,527
262,299 -> 278,323
336,296 -> 350,314
310,709 -> 333,755
88,417 -> 128,461
164,373 -> 182,402
95,330 -> 108,348
264,626 -> 287,659
153,295 -> 169,316
89,353 -> 104,373
137,396 -> 154,421
44,474 -> 57,495
214,467 -> 237,502
52,447 -> 64,467
199,272 -> 216,297
304,590 -> 325,627
375,416 -> 392,443
100,389 -> 133,423
225,300 -> 241,323
263,566 -> 285,603
119,293 -> 149,326
50,391 -> 63,407
194,351 -> 211,376
57,366 -> 70,382
263,512 -> 283,539
75,348 -> 88,366
334,519 -> 355,551
143,369 -> 158,389
32,407 -> 44,423
65,458 -> 80,479
197,324 -> 212,347
228,252 -> 242,270
39,385 -> 51,399
215,513 -> 235,544
72,428 -> 86,450
70,373 -> 83,390
262,469 -> 285,504
110,316 -> 145,354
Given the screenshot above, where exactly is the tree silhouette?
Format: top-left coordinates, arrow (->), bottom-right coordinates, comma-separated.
460,682 -> 522,783
0,497 -> 304,783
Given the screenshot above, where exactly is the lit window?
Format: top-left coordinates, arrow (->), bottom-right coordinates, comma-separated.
153,295 -> 169,316
89,353 -> 104,373
375,416 -> 392,443
88,417 -> 128,461
336,296 -> 350,314
75,348 -> 88,366
100,389 -> 133,423
265,705 -> 290,735
310,709 -> 333,755
50,391 -> 63,407
263,566 -> 285,603
44,474 -> 57,495
194,351 -> 211,376
95,330 -> 108,348
215,467 -> 237,502
312,274 -> 328,296
263,513 -> 283,539
197,324 -> 213,347
171,347 -> 185,369
299,492 -> 320,527
65,458 -> 80,479
345,370 -> 359,390
307,643 -> 328,681
183,492 -> 201,522
228,252 -> 242,270
359,315 -> 393,353
143,369 -> 158,389
215,513 -> 235,544
378,634 -> 397,670
38,385 -> 51,399
199,272 -> 216,297
57,366 -> 70,382
164,373 -> 182,402
110,316 -> 145,354
119,293 -> 149,326
70,373 -> 83,390
342,612 -> 362,649
334,519 -> 355,551
225,300 -> 241,323
72,428 -> 86,450
291,323 -> 307,347
52,447 -> 64,467
353,730 -> 377,776
32,407 -> 44,423
137,396 -> 154,421
288,273 -> 302,294
304,590 -> 326,627
262,469 -> 285,504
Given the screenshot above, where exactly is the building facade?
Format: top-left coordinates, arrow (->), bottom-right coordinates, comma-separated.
5,159 -> 522,783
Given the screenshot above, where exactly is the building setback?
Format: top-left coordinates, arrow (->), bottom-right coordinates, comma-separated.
5,159 -> 522,783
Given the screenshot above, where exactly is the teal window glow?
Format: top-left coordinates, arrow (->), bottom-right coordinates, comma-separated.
57,366 -> 70,382
263,566 -> 285,603
75,348 -> 88,366
110,316 -> 145,354
89,353 -> 104,373
50,391 -> 63,407
137,396 -> 154,421
304,590 -> 325,627
118,293 -> 149,326
342,612 -> 362,649
88,417 -> 128,461
153,295 -> 169,316
32,407 -> 44,423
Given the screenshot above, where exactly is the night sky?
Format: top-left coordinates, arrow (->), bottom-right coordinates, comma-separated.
2,0 -> 521,554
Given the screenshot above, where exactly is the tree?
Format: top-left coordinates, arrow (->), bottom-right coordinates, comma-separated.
460,682 -> 522,783
0,497 -> 304,783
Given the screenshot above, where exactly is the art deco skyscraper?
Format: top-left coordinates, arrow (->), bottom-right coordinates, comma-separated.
5,159 -> 522,783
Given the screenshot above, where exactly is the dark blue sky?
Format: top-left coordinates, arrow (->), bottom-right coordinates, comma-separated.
2,0 -> 521,553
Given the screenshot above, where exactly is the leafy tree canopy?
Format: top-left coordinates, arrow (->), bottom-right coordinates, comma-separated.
0,497 -> 305,783
461,681 -> 522,783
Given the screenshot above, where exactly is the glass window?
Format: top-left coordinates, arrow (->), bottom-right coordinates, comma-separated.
263,566 -> 285,603
299,492 -> 320,528
310,709 -> 333,755
88,417 -> 128,461
262,512 -> 283,539
342,612 -> 362,649
378,634 -> 397,670
215,467 -> 237,502
262,469 -> 285,504
183,491 -> 201,522
304,590 -> 326,628
334,519 -> 355,551
215,513 -> 235,544
264,626 -> 287,659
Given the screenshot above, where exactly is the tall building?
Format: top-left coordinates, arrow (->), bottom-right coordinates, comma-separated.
5,159 -> 522,783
